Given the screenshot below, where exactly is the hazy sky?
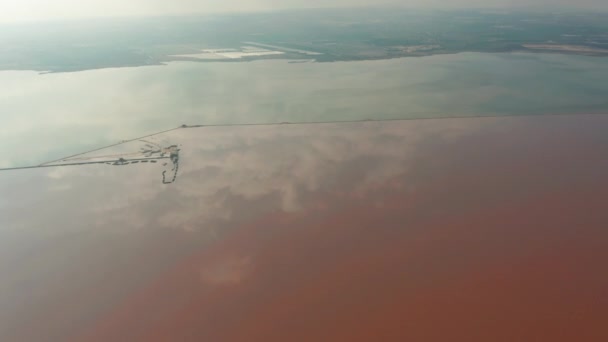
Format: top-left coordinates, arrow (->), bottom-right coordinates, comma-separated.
0,0 -> 607,22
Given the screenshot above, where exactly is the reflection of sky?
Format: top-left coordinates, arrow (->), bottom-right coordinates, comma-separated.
0,119 -> 487,236
1,52 -> 608,167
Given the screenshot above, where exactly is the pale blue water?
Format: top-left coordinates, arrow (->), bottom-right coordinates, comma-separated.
1,52 -> 608,168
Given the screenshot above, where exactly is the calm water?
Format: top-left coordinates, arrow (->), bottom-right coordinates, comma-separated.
1,52 -> 608,167
2,115 -> 608,340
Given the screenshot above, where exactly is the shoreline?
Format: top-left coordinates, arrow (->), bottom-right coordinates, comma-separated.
2,49 -> 607,74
